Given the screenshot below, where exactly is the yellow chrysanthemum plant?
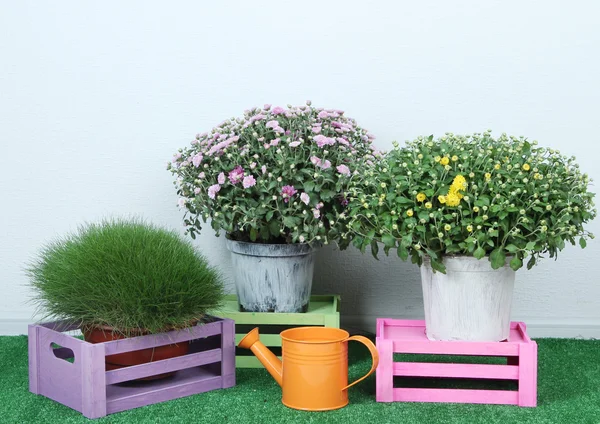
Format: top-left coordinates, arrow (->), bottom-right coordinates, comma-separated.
345,131 -> 596,273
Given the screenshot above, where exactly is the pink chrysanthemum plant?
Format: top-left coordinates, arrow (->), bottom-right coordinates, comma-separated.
168,101 -> 379,246
346,131 -> 596,272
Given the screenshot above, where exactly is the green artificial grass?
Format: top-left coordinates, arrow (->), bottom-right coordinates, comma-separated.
1,335 -> 599,423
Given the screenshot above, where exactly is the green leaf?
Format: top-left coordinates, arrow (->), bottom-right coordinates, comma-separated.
283,216 -> 296,228
579,238 -> 587,248
265,210 -> 274,222
320,190 -> 336,201
249,227 -> 258,242
525,241 -> 536,251
382,234 -> 396,248
269,221 -> 280,237
401,236 -> 412,248
303,181 -> 315,192
397,245 -> 409,261
260,226 -> 270,241
370,241 -> 379,259
490,248 -> 506,270
396,196 -> 413,205
527,255 -> 536,270
473,246 -> 486,260
509,256 -> 523,271
505,244 -> 519,253
430,260 -> 447,274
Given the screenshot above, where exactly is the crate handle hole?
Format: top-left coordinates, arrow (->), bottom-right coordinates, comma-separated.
50,342 -> 75,363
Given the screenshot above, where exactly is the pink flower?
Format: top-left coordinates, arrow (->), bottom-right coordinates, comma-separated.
300,192 -> 310,205
337,137 -> 350,146
289,141 -> 301,147
270,138 -> 280,146
252,114 -> 266,121
312,126 -> 321,134
250,162 -> 257,169
264,143 -> 271,149
194,187 -> 201,195
217,172 -> 225,184
313,209 -> 321,219
331,121 -> 342,128
261,165 -> 267,174
314,134 -> 336,148
281,185 -> 297,203
266,120 -> 280,129
243,175 -> 256,188
198,172 -> 206,179
228,166 -> 244,184
207,184 -> 221,199
178,198 -> 187,207
319,159 -> 331,169
336,164 -> 351,176
263,104 -> 272,110
316,202 -> 324,209
272,106 -> 285,115
317,110 -> 329,119
172,152 -> 182,162
311,156 -> 331,169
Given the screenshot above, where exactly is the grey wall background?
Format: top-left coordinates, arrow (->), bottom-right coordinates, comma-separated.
1,0 -> 599,336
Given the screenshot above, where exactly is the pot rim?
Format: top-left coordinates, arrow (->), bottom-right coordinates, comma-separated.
225,236 -> 316,257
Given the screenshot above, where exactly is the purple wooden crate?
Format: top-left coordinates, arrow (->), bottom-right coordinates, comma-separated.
28,317 -> 235,419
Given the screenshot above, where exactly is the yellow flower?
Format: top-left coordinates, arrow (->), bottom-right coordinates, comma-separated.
473,206 -> 480,213
425,202 -> 432,209
438,195 -> 447,204
446,192 -> 461,207
416,193 -> 426,202
523,163 -> 530,171
485,172 -> 492,180
494,163 -> 501,170
434,156 -> 441,162
440,156 -> 450,166
450,175 -> 467,193
451,155 -> 458,162
406,209 -> 414,217
466,225 -> 473,232
444,224 -> 452,231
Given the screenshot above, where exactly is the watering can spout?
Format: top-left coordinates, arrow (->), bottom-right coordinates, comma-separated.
238,328 -> 283,387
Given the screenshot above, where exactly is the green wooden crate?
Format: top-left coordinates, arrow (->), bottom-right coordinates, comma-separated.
213,294 -> 340,368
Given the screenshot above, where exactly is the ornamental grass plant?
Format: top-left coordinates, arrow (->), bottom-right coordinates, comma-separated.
347,131 -> 596,273
26,219 -> 224,336
168,101 -> 379,247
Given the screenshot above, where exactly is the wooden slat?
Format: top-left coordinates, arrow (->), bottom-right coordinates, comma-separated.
105,349 -> 222,385
235,355 -> 279,368
392,340 -> 519,356
103,324 -> 221,355
234,333 -> 281,346
393,388 -> 519,405
393,362 -> 518,380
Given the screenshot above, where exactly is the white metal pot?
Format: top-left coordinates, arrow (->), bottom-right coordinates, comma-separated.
420,255 -> 516,342
225,238 -> 316,313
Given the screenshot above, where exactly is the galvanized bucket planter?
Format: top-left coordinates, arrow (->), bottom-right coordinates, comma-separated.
225,239 -> 316,313
420,255 -> 516,342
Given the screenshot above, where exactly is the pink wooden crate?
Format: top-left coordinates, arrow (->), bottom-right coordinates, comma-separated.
376,319 -> 537,407
28,317 -> 235,419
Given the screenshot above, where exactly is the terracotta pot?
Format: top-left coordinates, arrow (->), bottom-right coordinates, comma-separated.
83,326 -> 189,381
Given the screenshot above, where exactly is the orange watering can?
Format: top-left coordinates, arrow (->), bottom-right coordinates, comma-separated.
238,326 -> 379,411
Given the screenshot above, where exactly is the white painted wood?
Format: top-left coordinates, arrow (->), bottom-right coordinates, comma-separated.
420,256 -> 516,342
226,240 -> 315,313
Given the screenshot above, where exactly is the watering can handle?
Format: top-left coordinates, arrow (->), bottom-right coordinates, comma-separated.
342,335 -> 380,391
